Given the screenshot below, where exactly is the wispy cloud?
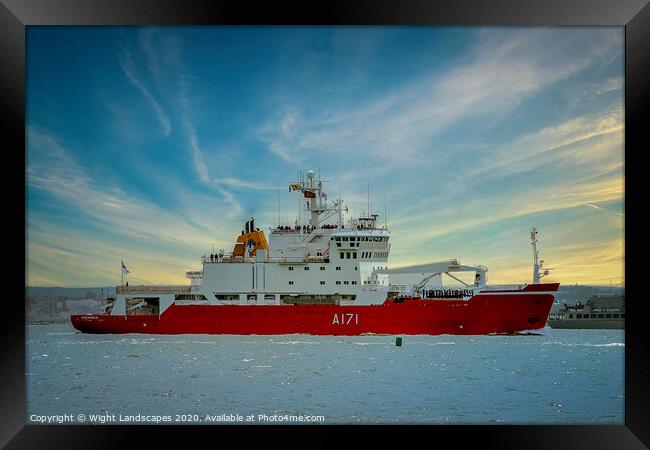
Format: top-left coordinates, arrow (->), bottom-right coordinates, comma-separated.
468,108 -> 624,179
118,49 -> 171,136
584,203 -> 625,216
26,128 -> 219,249
256,28 -> 623,172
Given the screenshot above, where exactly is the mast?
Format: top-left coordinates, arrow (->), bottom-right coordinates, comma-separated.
531,227 -> 552,284
289,168 -> 344,228
531,227 -> 540,284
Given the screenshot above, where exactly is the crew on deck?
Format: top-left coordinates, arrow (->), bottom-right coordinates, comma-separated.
274,223 -> 344,232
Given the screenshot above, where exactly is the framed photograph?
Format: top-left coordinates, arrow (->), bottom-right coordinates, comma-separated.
4,0 -> 648,447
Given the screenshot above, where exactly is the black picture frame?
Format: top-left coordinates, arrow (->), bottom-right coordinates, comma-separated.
3,0 -> 647,448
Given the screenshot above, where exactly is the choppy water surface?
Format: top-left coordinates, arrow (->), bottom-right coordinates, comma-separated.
26,324 -> 624,424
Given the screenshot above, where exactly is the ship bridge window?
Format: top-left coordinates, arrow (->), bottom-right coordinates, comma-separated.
339,253 -> 344,259
346,252 -> 351,259
335,237 -> 341,241
215,294 -> 239,301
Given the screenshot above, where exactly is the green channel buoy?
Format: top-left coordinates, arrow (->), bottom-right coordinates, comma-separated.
395,337 -> 403,346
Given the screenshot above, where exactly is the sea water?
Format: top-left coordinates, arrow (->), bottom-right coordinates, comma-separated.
26,324 -> 624,424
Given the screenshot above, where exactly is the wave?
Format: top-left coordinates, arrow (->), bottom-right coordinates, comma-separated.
541,342 -> 624,347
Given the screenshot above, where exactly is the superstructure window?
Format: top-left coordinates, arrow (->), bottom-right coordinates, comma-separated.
339,253 -> 344,259
344,281 -> 349,285
320,266 -> 325,271
346,252 -> 351,259
289,267 -> 294,271
289,281 -> 294,285
352,281 -> 357,285
304,266 -> 309,271
353,253 -> 357,259
320,281 -> 325,285
336,267 -> 341,270
336,281 -> 341,285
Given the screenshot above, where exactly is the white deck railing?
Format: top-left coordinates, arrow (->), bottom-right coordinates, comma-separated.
116,285 -> 191,294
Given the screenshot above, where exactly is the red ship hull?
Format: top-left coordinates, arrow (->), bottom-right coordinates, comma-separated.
71,283 -> 559,336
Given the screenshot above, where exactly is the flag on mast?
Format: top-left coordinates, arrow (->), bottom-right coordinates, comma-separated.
121,260 -> 130,275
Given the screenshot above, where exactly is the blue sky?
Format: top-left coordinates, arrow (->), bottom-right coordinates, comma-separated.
26,26 -> 624,287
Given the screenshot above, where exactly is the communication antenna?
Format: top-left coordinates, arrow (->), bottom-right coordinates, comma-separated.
367,179 -> 370,217
384,191 -> 387,228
